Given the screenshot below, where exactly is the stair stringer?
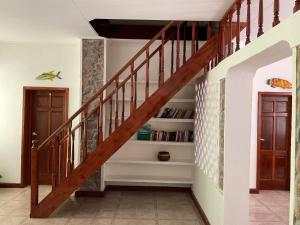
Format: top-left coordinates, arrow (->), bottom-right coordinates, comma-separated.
30,35 -> 218,218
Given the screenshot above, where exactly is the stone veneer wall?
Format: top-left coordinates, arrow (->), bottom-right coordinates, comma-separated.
80,39 -> 104,191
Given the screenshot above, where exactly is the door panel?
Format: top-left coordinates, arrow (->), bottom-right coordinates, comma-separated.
258,93 -> 291,190
30,90 -> 67,185
261,116 -> 273,150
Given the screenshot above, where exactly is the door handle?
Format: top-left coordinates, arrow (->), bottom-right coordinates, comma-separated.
260,138 -> 265,141
32,132 -> 39,147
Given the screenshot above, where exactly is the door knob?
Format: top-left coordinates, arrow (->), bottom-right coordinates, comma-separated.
32,132 -> 39,147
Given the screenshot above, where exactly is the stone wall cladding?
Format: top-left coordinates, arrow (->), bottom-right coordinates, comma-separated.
80,39 -> 104,191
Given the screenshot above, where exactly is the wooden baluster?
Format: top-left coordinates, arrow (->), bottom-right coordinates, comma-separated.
98,94 -> 103,143
257,0 -> 264,37
207,22 -> 212,39
51,135 -> 59,189
246,0 -> 251,45
145,48 -> 150,99
220,22 -> 225,61
82,110 -> 88,160
236,1 -> 241,51
159,32 -> 165,87
191,22 -> 196,56
176,23 -> 180,70
183,23 -> 187,63
228,13 -> 233,56
67,123 -> 72,176
60,132 -> 67,181
130,63 -> 134,114
109,98 -> 113,135
115,79 -> 119,129
196,22 -> 199,51
171,38 -> 174,75
134,72 -> 137,110
273,0 -> 280,27
71,132 -> 75,172
31,136 -> 39,210
122,85 -> 125,123
294,0 -> 300,13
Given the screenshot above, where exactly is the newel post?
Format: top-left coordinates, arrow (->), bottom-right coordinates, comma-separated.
30,133 -> 39,212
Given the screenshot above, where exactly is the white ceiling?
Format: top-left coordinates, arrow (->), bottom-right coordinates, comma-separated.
0,0 -> 236,43
0,0 -> 97,43
74,0 -> 235,21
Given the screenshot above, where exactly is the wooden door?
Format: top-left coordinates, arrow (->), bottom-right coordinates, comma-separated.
30,90 -> 68,185
257,92 -> 292,190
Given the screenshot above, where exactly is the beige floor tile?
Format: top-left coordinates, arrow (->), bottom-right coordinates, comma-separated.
90,218 -> 112,225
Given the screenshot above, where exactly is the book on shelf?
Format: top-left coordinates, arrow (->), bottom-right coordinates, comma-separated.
154,107 -> 194,119
148,129 -> 193,142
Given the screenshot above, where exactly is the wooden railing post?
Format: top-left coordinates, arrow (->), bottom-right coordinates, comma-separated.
109,98 -> 113,135
98,94 -> 104,144
219,22 -> 225,61
246,0 -> 251,45
257,0 -> 264,37
121,86 -> 125,122
31,136 -> 39,212
145,48 -> 150,99
171,38 -> 174,75
176,22 -> 181,70
82,109 -> 88,160
67,123 -> 72,176
51,135 -> 59,189
191,22 -> 196,56
196,22 -> 199,51
183,24 -> 187,63
130,63 -> 135,114
273,0 -> 280,27
115,78 -> 119,129
159,32 -> 165,87
235,1 -> 241,51
294,0 -> 300,13
228,13 -> 233,56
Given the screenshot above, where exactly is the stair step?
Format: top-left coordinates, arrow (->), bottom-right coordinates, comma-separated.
105,175 -> 193,184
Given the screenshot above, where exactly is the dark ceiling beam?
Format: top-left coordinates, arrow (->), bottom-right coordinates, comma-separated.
90,19 -> 208,40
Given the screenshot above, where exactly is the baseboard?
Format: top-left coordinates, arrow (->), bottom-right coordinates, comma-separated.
105,185 -> 191,192
0,183 -> 24,188
249,188 -> 259,194
74,190 -> 105,198
190,191 -> 211,225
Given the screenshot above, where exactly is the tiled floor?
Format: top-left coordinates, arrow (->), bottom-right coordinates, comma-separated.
0,187 -> 205,225
249,191 -> 290,225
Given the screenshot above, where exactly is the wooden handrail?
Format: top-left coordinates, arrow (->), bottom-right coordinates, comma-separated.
36,21 -> 176,152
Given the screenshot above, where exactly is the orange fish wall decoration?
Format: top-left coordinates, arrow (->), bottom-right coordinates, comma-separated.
267,78 -> 292,89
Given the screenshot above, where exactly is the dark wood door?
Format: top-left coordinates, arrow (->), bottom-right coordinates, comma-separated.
257,93 -> 292,190
30,90 -> 67,185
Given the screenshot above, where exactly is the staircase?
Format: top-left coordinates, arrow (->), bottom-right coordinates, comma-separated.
30,21 -> 219,218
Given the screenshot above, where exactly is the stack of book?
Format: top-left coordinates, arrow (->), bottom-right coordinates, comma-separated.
149,130 -> 193,142
154,108 -> 194,119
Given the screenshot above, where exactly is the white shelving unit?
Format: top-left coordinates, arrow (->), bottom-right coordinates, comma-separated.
103,39 -> 195,188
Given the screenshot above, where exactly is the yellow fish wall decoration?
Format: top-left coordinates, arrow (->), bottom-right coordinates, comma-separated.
267,78 -> 292,89
36,71 -> 62,81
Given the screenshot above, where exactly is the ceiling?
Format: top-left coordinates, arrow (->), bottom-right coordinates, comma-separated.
0,0 -> 236,43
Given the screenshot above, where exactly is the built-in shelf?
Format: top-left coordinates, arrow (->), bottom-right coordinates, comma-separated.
113,98 -> 194,103
105,175 -> 193,184
110,117 -> 194,123
128,140 -> 194,146
107,160 -> 193,166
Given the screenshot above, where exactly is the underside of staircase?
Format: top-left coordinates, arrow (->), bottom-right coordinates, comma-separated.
30,21 -> 219,218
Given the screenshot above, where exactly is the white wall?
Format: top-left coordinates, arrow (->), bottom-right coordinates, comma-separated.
0,42 -> 81,183
249,57 -> 293,189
